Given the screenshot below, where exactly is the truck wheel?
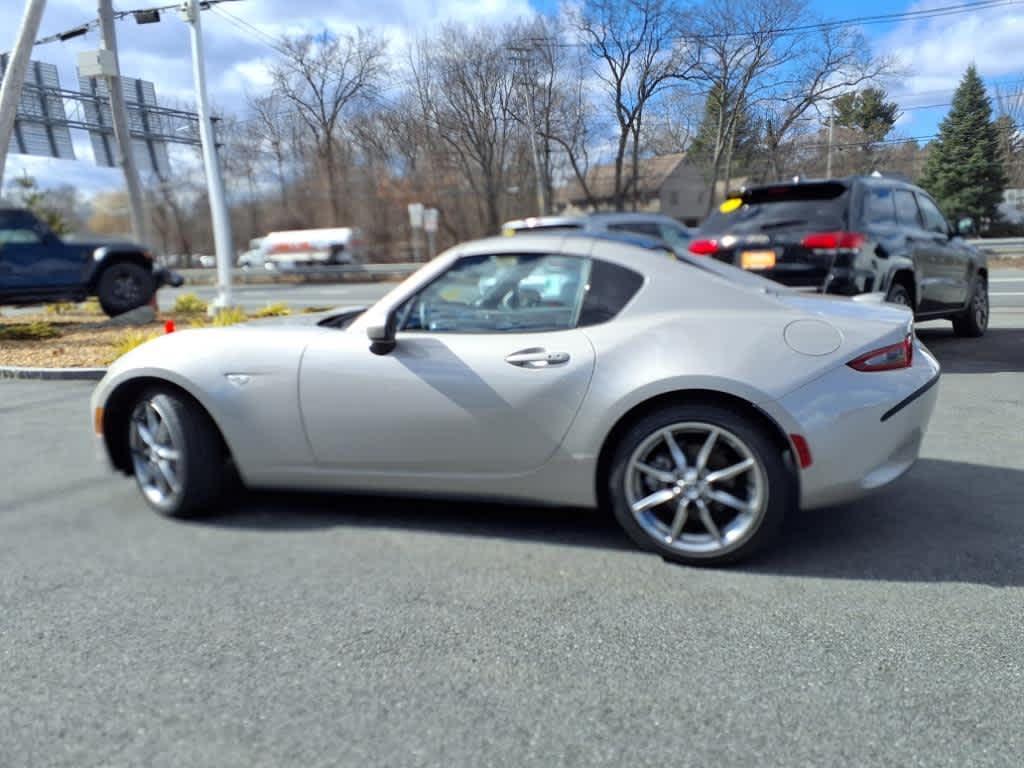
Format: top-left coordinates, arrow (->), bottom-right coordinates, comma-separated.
97,262 -> 155,317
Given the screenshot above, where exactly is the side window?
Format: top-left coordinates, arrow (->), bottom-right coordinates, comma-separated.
608,221 -> 662,238
398,253 -> 590,334
862,186 -> 897,227
916,194 -> 950,235
893,189 -> 922,228
578,260 -> 644,326
0,212 -> 43,246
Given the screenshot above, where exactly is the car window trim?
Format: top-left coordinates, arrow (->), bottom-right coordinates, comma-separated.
397,251 -> 593,335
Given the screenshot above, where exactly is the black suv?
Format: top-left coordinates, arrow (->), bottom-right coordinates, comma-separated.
691,176 -> 989,336
0,206 -> 181,316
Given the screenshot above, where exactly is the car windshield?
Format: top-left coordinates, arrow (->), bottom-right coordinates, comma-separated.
700,182 -> 849,235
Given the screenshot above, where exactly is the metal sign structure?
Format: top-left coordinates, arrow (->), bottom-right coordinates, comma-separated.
0,54 -> 207,178
78,72 -> 172,176
0,55 -> 75,160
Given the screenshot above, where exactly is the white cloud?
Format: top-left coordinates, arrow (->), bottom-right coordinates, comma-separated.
882,0 -> 1024,108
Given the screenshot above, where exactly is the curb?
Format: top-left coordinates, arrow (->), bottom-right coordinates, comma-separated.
0,366 -> 106,381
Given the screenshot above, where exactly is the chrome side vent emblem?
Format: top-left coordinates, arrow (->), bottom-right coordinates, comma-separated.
226,374 -> 251,388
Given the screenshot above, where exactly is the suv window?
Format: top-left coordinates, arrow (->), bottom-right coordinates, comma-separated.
700,182 -> 848,235
893,189 -> 922,228
862,186 -> 897,227
398,253 -> 590,333
916,194 -> 950,235
578,260 -> 644,326
0,211 -> 44,246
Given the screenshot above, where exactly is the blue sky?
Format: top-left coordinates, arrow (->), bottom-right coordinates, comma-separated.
3,0 -> 1023,194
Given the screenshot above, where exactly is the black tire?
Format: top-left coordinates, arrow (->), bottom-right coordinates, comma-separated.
126,388 -> 227,518
952,275 -> 988,338
607,403 -> 794,566
97,261 -> 155,317
885,280 -> 912,309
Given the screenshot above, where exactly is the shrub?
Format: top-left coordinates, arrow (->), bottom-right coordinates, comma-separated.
81,297 -> 103,315
173,292 -> 208,315
302,306 -> 332,314
45,302 -> 78,316
210,306 -> 249,327
107,330 -> 159,363
253,302 -> 291,318
0,321 -> 61,340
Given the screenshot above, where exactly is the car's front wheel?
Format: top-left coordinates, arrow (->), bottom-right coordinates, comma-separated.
607,404 -> 793,566
97,261 -> 155,316
952,275 -> 988,337
127,388 -> 227,518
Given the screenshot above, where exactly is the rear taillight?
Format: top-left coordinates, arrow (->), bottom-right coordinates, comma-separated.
847,335 -> 914,372
801,231 -> 865,251
688,239 -> 719,256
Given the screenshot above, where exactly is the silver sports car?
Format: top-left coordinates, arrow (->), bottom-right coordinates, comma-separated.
91,233 -> 940,565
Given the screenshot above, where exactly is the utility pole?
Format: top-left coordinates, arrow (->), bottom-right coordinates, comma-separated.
98,0 -> 148,246
826,99 -> 835,178
0,0 -> 47,193
509,43 -> 546,217
182,0 -> 233,310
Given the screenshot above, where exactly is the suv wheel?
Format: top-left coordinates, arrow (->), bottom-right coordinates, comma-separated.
97,261 -> 155,317
886,281 -> 912,308
953,276 -> 988,338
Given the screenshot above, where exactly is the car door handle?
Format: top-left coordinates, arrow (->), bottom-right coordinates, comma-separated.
505,348 -> 570,368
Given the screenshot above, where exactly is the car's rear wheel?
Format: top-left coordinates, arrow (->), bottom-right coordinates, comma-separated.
952,276 -> 988,337
97,261 -> 155,316
607,404 -> 793,566
885,281 -> 912,308
127,388 -> 226,518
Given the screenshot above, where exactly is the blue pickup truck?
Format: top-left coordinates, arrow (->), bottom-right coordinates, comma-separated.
0,205 -> 182,316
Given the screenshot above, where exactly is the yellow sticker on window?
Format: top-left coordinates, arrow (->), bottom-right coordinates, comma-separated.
719,198 -> 742,214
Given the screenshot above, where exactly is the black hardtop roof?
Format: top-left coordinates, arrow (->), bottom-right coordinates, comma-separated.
741,175 -> 920,195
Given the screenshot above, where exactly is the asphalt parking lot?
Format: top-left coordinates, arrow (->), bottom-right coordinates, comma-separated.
2,312 -> 1024,766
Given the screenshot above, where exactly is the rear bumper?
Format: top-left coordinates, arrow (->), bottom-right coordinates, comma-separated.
154,267 -> 184,288
779,339 -> 941,509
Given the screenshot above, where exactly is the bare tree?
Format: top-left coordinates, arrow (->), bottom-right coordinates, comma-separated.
271,29 -> 388,224
688,0 -> 806,213
756,25 -> 897,180
569,0 -> 697,211
410,24 -> 520,234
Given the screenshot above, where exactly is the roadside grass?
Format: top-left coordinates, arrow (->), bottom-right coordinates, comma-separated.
0,321 -> 61,341
107,330 -> 160,364
253,302 -> 291,318
45,302 -> 79,316
211,306 -> 249,327
302,306 -> 332,314
173,292 -> 208,315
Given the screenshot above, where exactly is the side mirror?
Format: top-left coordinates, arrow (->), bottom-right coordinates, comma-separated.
957,217 -> 974,237
366,311 -> 397,355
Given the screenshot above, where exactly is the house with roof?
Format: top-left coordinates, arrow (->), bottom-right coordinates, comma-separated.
554,153 -> 745,227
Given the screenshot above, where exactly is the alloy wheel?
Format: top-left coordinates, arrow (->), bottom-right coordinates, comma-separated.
129,398 -> 183,509
624,421 -> 767,556
973,281 -> 988,330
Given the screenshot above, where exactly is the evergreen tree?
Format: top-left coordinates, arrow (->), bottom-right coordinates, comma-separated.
919,65 -> 1007,223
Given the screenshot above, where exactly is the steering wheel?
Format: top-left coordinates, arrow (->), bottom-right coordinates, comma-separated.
501,287 -> 542,310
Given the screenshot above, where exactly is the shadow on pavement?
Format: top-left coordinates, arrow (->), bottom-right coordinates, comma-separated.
206,490 -> 632,552
748,458 -> 1024,586
917,326 -> 1024,373
202,458 -> 1024,586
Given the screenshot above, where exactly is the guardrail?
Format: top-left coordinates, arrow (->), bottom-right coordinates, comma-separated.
967,237 -> 1024,257
175,262 -> 423,285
